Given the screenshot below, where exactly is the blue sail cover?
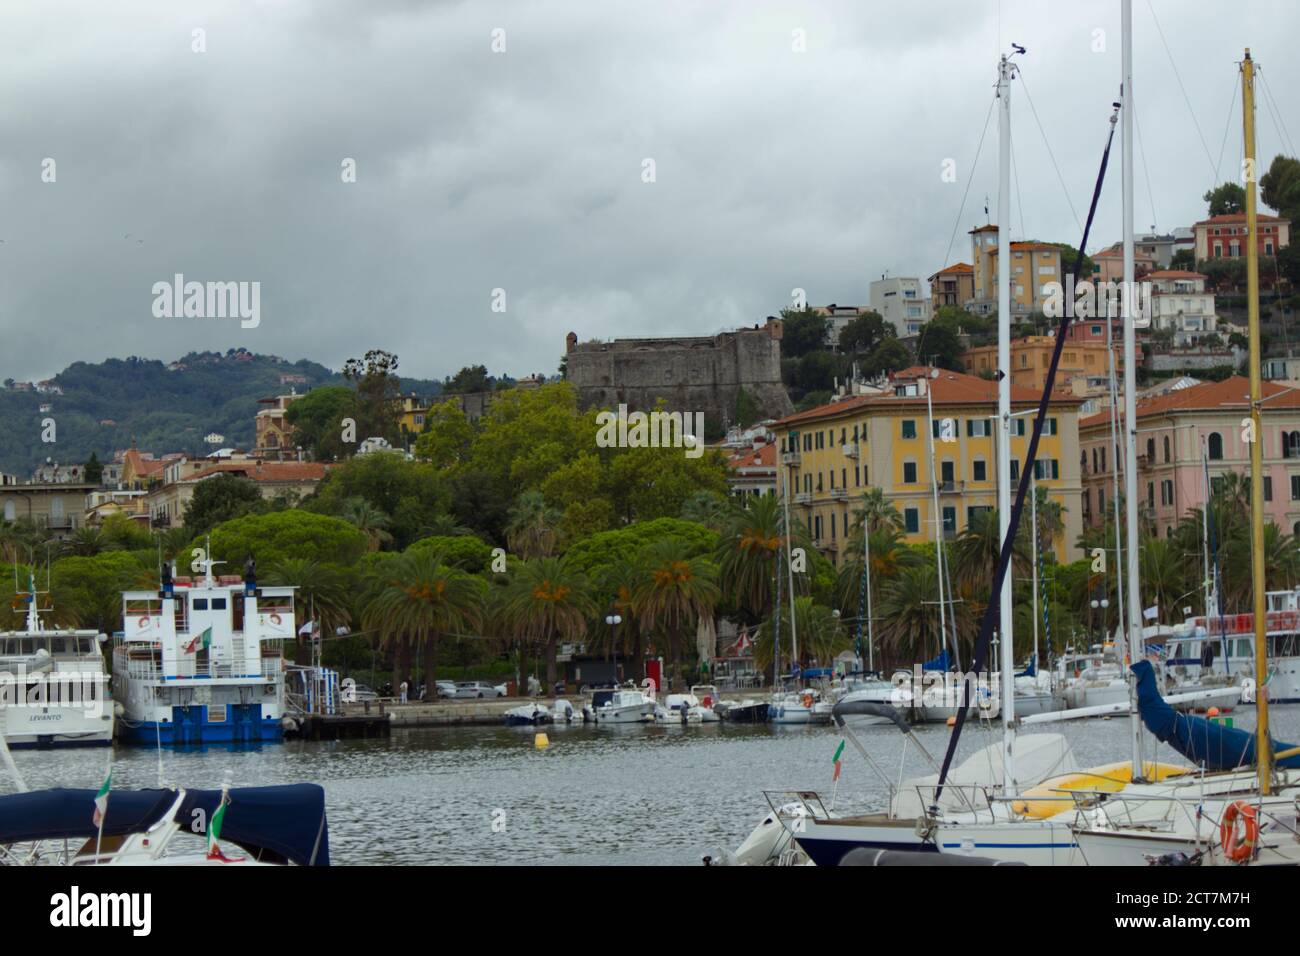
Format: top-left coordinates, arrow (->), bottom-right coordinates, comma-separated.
0,783 -> 330,866
1132,660 -> 1300,772
922,650 -> 951,671
1016,658 -> 1037,678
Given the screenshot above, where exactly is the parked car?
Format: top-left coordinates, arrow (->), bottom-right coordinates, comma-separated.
453,681 -> 504,699
435,680 -> 457,698
494,682 -> 510,698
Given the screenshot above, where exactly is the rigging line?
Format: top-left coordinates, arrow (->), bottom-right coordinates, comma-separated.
1258,68 -> 1296,158
1213,72 -> 1241,189
932,103 -> 1118,808
1144,0 -> 1218,183
1257,67 -> 1296,165
940,94 -> 997,273
1132,96 -> 1159,232
1016,69 -> 1083,235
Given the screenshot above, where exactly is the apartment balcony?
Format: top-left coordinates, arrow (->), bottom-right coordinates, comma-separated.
781,450 -> 801,466
794,492 -> 812,505
841,444 -> 858,459
935,480 -> 963,494
830,487 -> 848,500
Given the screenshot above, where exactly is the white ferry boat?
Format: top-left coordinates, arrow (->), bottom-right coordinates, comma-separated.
1163,587 -> 1300,703
0,572 -> 113,748
112,556 -> 295,746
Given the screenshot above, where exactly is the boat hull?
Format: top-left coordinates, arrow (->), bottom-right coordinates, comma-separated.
723,703 -> 770,723
117,705 -> 282,746
935,821 -> 1083,866
793,816 -> 931,865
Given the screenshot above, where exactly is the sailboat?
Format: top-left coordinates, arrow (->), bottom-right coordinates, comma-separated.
1071,48 -> 1300,866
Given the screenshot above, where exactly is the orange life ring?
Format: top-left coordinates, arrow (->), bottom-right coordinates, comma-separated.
269,613 -> 282,625
138,616 -> 150,628
1220,800 -> 1258,863
801,692 -> 814,709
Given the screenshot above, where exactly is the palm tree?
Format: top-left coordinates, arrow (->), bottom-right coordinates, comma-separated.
632,540 -> 721,688
505,491 -> 562,559
589,557 -> 645,680
951,508 -> 1027,601
835,526 -> 919,644
340,497 -> 393,552
679,491 -> 730,531
62,526 -> 111,557
362,549 -> 483,697
753,597 -> 849,673
874,564 -> 942,666
499,555 -> 595,689
850,488 -> 905,535
715,496 -> 784,621
1138,536 -> 1188,624
265,558 -> 353,662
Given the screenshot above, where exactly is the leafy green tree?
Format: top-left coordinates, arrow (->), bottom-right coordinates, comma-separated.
284,385 -> 358,462
779,307 -> 831,358
714,496 -> 794,622
183,474 -> 264,536
914,315 -> 964,370
50,551 -> 152,633
754,597 -> 849,672
264,558 -> 353,663
1170,248 -> 1196,272
506,490 -> 562,559
306,451 -> 449,549
1204,182 -> 1246,217
565,518 -> 718,576
339,497 -> 393,552
412,399 -> 475,468
405,534 -> 494,573
864,338 -> 913,377
734,386 -> 761,428
838,310 -> 894,354
1261,155 -> 1300,220
443,364 -> 493,394
83,452 -> 103,485
209,510 -> 368,568
341,349 -> 402,447
62,527 -> 111,557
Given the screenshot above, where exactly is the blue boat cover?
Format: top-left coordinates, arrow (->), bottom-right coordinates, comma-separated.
922,650 -> 951,671
1132,660 -> 1300,772
1016,658 -> 1037,678
0,783 -> 329,866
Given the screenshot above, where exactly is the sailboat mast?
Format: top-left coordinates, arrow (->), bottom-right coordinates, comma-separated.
1031,473 -> 1039,668
783,454 -> 799,671
926,375 -> 949,662
1242,48 -> 1271,795
863,496 -> 875,673
996,51 -> 1016,790
1120,0 -> 1145,781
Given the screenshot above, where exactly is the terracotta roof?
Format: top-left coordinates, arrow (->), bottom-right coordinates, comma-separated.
1094,242 -> 1154,260
1146,270 -> 1207,280
1194,212 -> 1288,226
929,262 -> 974,278
724,443 -> 776,470
774,367 -> 1082,429
122,448 -> 166,478
969,224 -> 999,234
186,461 -> 329,483
1080,376 -> 1300,430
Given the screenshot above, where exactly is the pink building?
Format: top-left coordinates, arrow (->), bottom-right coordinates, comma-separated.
1080,376 -> 1300,538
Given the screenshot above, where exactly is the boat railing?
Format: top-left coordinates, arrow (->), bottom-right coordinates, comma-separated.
112,645 -> 285,681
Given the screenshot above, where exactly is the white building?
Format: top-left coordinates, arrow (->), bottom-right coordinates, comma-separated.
869,277 -> 931,335
1147,270 -> 1217,347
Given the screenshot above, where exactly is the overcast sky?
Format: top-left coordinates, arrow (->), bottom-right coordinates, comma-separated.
1,0 -> 1296,384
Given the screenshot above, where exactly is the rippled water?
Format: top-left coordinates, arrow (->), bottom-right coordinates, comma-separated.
8,707 -> 1300,865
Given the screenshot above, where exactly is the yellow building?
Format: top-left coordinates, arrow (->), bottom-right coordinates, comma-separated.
771,367 -> 1084,566
967,225 -> 1063,318
962,336 -> 1127,394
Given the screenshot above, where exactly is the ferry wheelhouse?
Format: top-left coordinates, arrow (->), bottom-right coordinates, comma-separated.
1163,587 -> 1300,703
0,573 -> 113,748
112,559 -> 295,745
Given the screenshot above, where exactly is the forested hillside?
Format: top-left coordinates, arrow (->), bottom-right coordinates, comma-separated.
0,349 -> 442,476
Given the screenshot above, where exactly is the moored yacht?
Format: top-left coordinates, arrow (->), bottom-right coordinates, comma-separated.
0,572 -> 113,748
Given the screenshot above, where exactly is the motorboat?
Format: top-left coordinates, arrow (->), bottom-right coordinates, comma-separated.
688,685 -> 723,722
769,688 -> 832,725
594,685 -> 655,724
503,702 -> 551,726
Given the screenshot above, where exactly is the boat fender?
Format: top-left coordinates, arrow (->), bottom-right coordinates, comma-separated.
1220,801 -> 1258,862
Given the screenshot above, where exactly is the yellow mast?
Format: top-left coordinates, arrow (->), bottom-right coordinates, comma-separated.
1242,49 -> 1271,795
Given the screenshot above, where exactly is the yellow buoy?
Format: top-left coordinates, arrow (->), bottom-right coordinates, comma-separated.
946,716 -> 956,727
534,732 -> 549,749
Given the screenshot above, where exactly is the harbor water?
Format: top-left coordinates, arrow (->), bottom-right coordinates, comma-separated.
9,708 -> 1300,865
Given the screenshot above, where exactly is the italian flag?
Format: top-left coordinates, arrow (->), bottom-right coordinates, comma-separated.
206,792 -> 236,862
183,626 -> 212,655
92,769 -> 111,827
832,740 -> 845,782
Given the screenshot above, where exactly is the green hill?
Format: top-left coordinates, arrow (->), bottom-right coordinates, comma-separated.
0,349 -> 443,476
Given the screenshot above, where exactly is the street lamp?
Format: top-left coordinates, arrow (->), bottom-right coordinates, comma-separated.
1090,598 -> 1110,646
605,610 -> 623,684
